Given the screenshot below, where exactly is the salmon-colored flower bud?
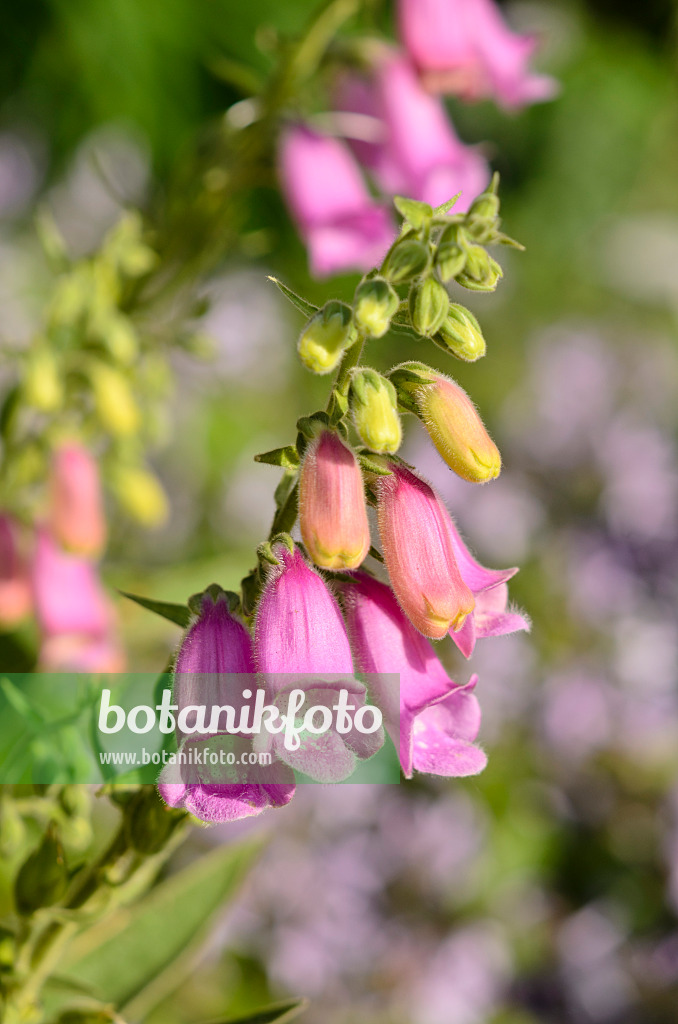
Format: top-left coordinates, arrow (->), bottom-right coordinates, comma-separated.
49,443 -> 107,557
390,363 -> 501,483
350,369 -> 402,454
374,461 -> 475,637
299,429 -> 370,570
0,515 -> 32,629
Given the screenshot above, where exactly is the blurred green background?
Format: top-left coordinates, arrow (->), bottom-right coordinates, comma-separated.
1,1 -> 678,1022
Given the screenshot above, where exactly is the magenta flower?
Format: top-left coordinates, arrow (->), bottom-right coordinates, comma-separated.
336,52 -> 489,212
299,428 -> 370,570
255,542 -> 383,782
49,442 -> 107,558
159,587 -> 296,822
278,124 -> 394,278
374,460 -> 475,638
342,571 -> 486,777
446,519 -> 530,658
398,0 -> 558,110
0,514 -> 32,629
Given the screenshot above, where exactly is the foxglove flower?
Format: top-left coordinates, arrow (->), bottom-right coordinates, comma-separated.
390,363 -> 501,483
342,572 -> 486,777
398,0 -> 558,109
336,52 -> 489,212
374,461 -> 475,638
278,124 -> 394,278
299,428 -> 370,570
0,515 -> 32,629
31,530 -> 124,671
49,443 -> 107,558
159,587 -> 296,822
446,521 -> 530,658
255,542 -> 383,782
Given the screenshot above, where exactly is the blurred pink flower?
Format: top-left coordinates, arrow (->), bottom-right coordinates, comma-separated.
255,544 -> 382,782
398,0 -> 558,109
49,442 -> 107,558
160,588 -> 296,822
299,428 -> 370,570
342,571 -> 487,778
278,124 -> 394,277
374,460 -> 475,638
336,52 -> 489,211
0,514 -> 32,629
31,529 -> 124,671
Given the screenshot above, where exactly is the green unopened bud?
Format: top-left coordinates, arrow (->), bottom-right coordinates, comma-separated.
91,313 -> 138,365
90,364 -> 140,436
409,277 -> 449,337
350,369 -> 402,454
298,301 -> 354,375
434,304 -> 486,362
468,192 -> 500,222
353,277 -> 399,338
457,245 -> 503,292
435,228 -> 467,282
125,788 -> 183,855
14,823 -> 69,915
0,799 -> 25,857
24,347 -> 63,412
111,465 -> 169,527
382,238 -> 430,284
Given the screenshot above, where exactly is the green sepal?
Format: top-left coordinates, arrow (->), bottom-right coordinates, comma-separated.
394,196 -> 433,231
327,388 -> 349,426
432,193 -> 462,216
357,452 -> 393,476
254,446 -> 300,470
493,232 -> 525,250
187,585 -> 240,617
267,277 -> 319,318
368,545 -> 385,564
274,469 -> 298,509
296,411 -> 330,441
119,592 -> 191,629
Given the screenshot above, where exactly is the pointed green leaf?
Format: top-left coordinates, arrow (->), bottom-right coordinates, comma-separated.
267,278 -> 319,319
57,839 -> 264,1009
119,592 -> 191,628
254,446 -> 299,470
432,192 -> 462,216
394,196 -> 432,229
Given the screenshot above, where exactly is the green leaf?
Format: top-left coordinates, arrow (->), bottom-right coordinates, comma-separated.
254,446 -> 299,470
432,192 -> 462,215
221,998 -> 309,1024
267,277 -> 319,319
118,592 -> 191,628
58,839 -> 264,1010
0,676 -> 45,729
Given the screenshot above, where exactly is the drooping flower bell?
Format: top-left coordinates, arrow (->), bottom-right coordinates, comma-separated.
335,51 -> 489,212
255,542 -> 383,781
0,514 -> 32,629
299,428 -> 370,570
159,586 -> 296,822
342,572 -> 486,777
373,460 -> 475,638
397,0 -> 558,110
278,124 -> 394,278
444,521 -> 530,658
49,442 -> 107,558
390,362 -> 501,483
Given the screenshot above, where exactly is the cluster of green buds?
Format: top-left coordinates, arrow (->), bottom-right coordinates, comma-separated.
0,211 -> 209,528
251,180 -> 519,605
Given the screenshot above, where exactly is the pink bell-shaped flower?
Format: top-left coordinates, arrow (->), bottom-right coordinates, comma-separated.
299,428 -> 371,571
398,0 -> 558,109
278,124 -> 394,278
255,542 -> 383,782
159,587 -> 296,822
374,461 -> 475,638
49,443 -> 107,558
336,51 -> 489,212
342,571 -> 486,777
